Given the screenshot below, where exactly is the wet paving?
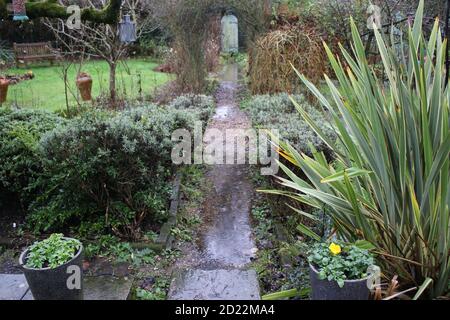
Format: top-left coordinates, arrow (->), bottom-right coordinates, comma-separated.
202,165 -> 255,267
168,63 -> 260,300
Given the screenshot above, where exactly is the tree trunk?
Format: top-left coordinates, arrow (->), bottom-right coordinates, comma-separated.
109,62 -> 117,107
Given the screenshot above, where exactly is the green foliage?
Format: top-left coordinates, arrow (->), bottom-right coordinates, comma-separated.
252,205 -> 274,243
0,109 -> 65,210
84,234 -> 156,267
25,233 -> 81,269
309,242 -> 374,288
242,93 -> 335,155
170,226 -> 193,242
28,106 -> 196,239
265,1 -> 450,298
135,277 -> 170,300
84,235 -> 120,259
0,40 -> 13,68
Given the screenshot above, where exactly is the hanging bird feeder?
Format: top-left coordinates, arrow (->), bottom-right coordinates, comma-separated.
119,14 -> 136,44
12,0 -> 29,21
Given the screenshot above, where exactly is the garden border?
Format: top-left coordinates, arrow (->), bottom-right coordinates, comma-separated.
155,172 -> 182,250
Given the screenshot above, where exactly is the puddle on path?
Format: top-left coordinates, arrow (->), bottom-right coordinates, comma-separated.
168,63 -> 260,300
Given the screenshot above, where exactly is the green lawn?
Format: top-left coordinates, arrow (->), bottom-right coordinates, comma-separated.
2,58 -> 173,111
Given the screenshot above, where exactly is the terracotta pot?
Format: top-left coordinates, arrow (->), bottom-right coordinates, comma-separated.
0,78 -> 9,103
76,73 -> 93,101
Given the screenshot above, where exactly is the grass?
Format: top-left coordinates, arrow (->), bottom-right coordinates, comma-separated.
1,58 -> 173,112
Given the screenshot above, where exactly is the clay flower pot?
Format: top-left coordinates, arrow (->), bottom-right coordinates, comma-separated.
76,73 -> 93,101
0,78 -> 9,103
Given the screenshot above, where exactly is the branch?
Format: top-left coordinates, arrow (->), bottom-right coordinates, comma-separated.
0,0 -> 122,24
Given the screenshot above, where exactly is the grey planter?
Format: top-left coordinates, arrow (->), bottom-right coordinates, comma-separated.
19,238 -> 84,300
309,264 -> 370,300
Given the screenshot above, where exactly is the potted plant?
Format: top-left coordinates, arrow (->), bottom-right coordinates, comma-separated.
0,77 -> 9,103
308,242 -> 375,300
76,72 -> 93,101
19,233 -> 84,300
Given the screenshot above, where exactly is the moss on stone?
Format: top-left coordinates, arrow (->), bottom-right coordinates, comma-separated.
0,0 -> 121,24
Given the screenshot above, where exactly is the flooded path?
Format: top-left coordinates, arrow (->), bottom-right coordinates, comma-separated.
168,63 -> 260,300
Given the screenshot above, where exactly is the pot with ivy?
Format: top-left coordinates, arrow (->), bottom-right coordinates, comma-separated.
308,241 -> 377,300
19,234 -> 84,300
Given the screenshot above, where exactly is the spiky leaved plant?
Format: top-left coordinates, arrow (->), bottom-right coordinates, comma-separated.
263,0 -> 449,298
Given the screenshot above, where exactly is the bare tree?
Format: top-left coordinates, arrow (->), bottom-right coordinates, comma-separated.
44,0 -> 157,107
150,0 -> 266,93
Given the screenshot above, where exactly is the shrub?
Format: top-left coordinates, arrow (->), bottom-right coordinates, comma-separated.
242,93 -> 335,156
29,106 -> 196,240
0,109 -> 65,211
168,94 -> 215,123
267,1 -> 449,298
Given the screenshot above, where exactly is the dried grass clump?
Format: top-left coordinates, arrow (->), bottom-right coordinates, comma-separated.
248,24 -> 328,95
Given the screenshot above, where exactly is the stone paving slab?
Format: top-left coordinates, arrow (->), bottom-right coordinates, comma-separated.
0,274 -> 29,300
83,275 -> 133,300
168,269 -> 260,300
0,274 -> 133,300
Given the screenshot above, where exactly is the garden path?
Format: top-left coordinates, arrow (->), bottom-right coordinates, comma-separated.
168,63 -> 260,300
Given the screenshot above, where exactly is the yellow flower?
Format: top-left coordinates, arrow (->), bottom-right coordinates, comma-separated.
329,243 -> 341,255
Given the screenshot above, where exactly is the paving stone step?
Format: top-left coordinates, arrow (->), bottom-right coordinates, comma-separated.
168,269 -> 261,300
0,274 -> 133,300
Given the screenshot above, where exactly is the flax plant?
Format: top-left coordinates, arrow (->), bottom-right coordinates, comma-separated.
263,0 -> 450,298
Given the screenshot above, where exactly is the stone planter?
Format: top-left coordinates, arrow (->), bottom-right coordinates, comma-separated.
309,264 -> 370,300
19,238 -> 84,300
76,73 -> 93,101
0,78 -> 9,103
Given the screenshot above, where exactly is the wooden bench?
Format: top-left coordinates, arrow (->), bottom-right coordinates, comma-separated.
13,42 -> 61,67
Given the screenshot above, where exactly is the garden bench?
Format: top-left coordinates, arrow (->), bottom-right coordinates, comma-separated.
13,42 -> 61,67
